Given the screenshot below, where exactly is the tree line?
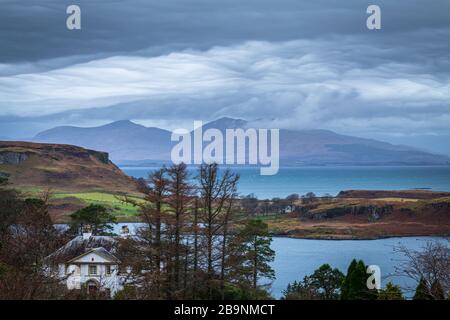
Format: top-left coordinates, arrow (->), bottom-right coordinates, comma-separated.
1,168 -> 448,300
282,245 -> 449,301
115,163 -> 275,299
240,192 -> 331,216
0,164 -> 276,300
0,176 -> 70,299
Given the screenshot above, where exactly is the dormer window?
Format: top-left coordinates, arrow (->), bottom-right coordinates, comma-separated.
106,265 -> 112,275
88,265 -> 97,275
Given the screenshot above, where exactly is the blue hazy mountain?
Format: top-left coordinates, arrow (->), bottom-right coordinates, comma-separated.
34,120 -> 173,161
33,117 -> 450,165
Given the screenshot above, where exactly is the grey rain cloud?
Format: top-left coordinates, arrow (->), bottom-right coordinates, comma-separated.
0,0 -> 449,153
2,0 -> 450,64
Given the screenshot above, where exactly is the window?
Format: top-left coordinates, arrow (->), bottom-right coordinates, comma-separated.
106,265 -> 112,275
88,265 -> 97,275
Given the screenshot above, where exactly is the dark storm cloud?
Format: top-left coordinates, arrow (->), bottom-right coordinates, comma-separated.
0,0 -> 450,154
2,37 -> 449,133
1,0 -> 450,63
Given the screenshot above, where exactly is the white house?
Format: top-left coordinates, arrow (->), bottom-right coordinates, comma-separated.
47,232 -> 125,298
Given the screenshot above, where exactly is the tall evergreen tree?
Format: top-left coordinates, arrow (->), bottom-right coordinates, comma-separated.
282,278 -> 320,300
69,204 -> 117,235
121,169 -> 170,299
165,163 -> 194,298
0,192 -> 66,299
282,264 -> 344,300
310,264 -> 344,300
0,176 -> 8,186
238,219 -> 275,290
413,277 -> 433,300
430,279 -> 445,300
341,259 -> 376,300
377,282 -> 404,300
341,259 -> 357,299
115,164 -> 278,300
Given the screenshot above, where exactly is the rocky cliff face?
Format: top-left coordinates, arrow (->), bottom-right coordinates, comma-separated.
0,171 -> 10,178
337,189 -> 450,200
0,142 -> 109,164
0,151 -> 30,165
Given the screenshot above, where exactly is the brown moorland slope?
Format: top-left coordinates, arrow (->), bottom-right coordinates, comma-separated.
0,141 -> 139,194
266,192 -> 450,239
338,189 -> 450,200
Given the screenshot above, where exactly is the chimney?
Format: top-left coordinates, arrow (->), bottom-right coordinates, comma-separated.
120,225 -> 130,238
82,232 -> 92,240
82,225 -> 92,240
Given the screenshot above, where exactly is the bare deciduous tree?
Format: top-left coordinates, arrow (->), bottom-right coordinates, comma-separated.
394,240 -> 450,298
197,163 -> 239,298
0,189 -> 68,299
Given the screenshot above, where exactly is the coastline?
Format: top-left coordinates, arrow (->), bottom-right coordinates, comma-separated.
80,219 -> 450,241
268,232 -> 450,241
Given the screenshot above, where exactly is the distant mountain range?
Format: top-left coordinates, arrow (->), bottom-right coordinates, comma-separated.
32,117 -> 450,166
34,120 -> 173,161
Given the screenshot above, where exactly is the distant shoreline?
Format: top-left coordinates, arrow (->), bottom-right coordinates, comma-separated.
268,233 -> 450,241
119,164 -> 450,168
56,221 -> 450,241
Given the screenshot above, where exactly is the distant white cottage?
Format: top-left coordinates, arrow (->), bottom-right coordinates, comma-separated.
47,232 -> 125,297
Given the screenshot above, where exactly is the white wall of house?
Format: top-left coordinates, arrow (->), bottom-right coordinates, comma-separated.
75,252 -> 110,263
58,252 -> 124,297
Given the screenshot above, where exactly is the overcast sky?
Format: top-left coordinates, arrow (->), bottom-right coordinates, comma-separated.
1,0 -> 449,153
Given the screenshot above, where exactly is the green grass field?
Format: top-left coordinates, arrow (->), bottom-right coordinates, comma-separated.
52,192 -> 144,219
14,186 -> 144,221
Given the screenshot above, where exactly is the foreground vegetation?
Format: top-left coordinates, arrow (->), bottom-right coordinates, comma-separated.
1,165 -> 449,300
282,244 -> 449,301
0,164 -> 276,299
17,185 -> 449,240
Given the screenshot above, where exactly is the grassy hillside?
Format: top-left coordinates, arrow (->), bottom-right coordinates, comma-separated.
0,141 -> 142,222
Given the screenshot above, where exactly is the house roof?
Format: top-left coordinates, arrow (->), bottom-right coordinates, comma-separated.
67,247 -> 121,264
46,235 -> 118,264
